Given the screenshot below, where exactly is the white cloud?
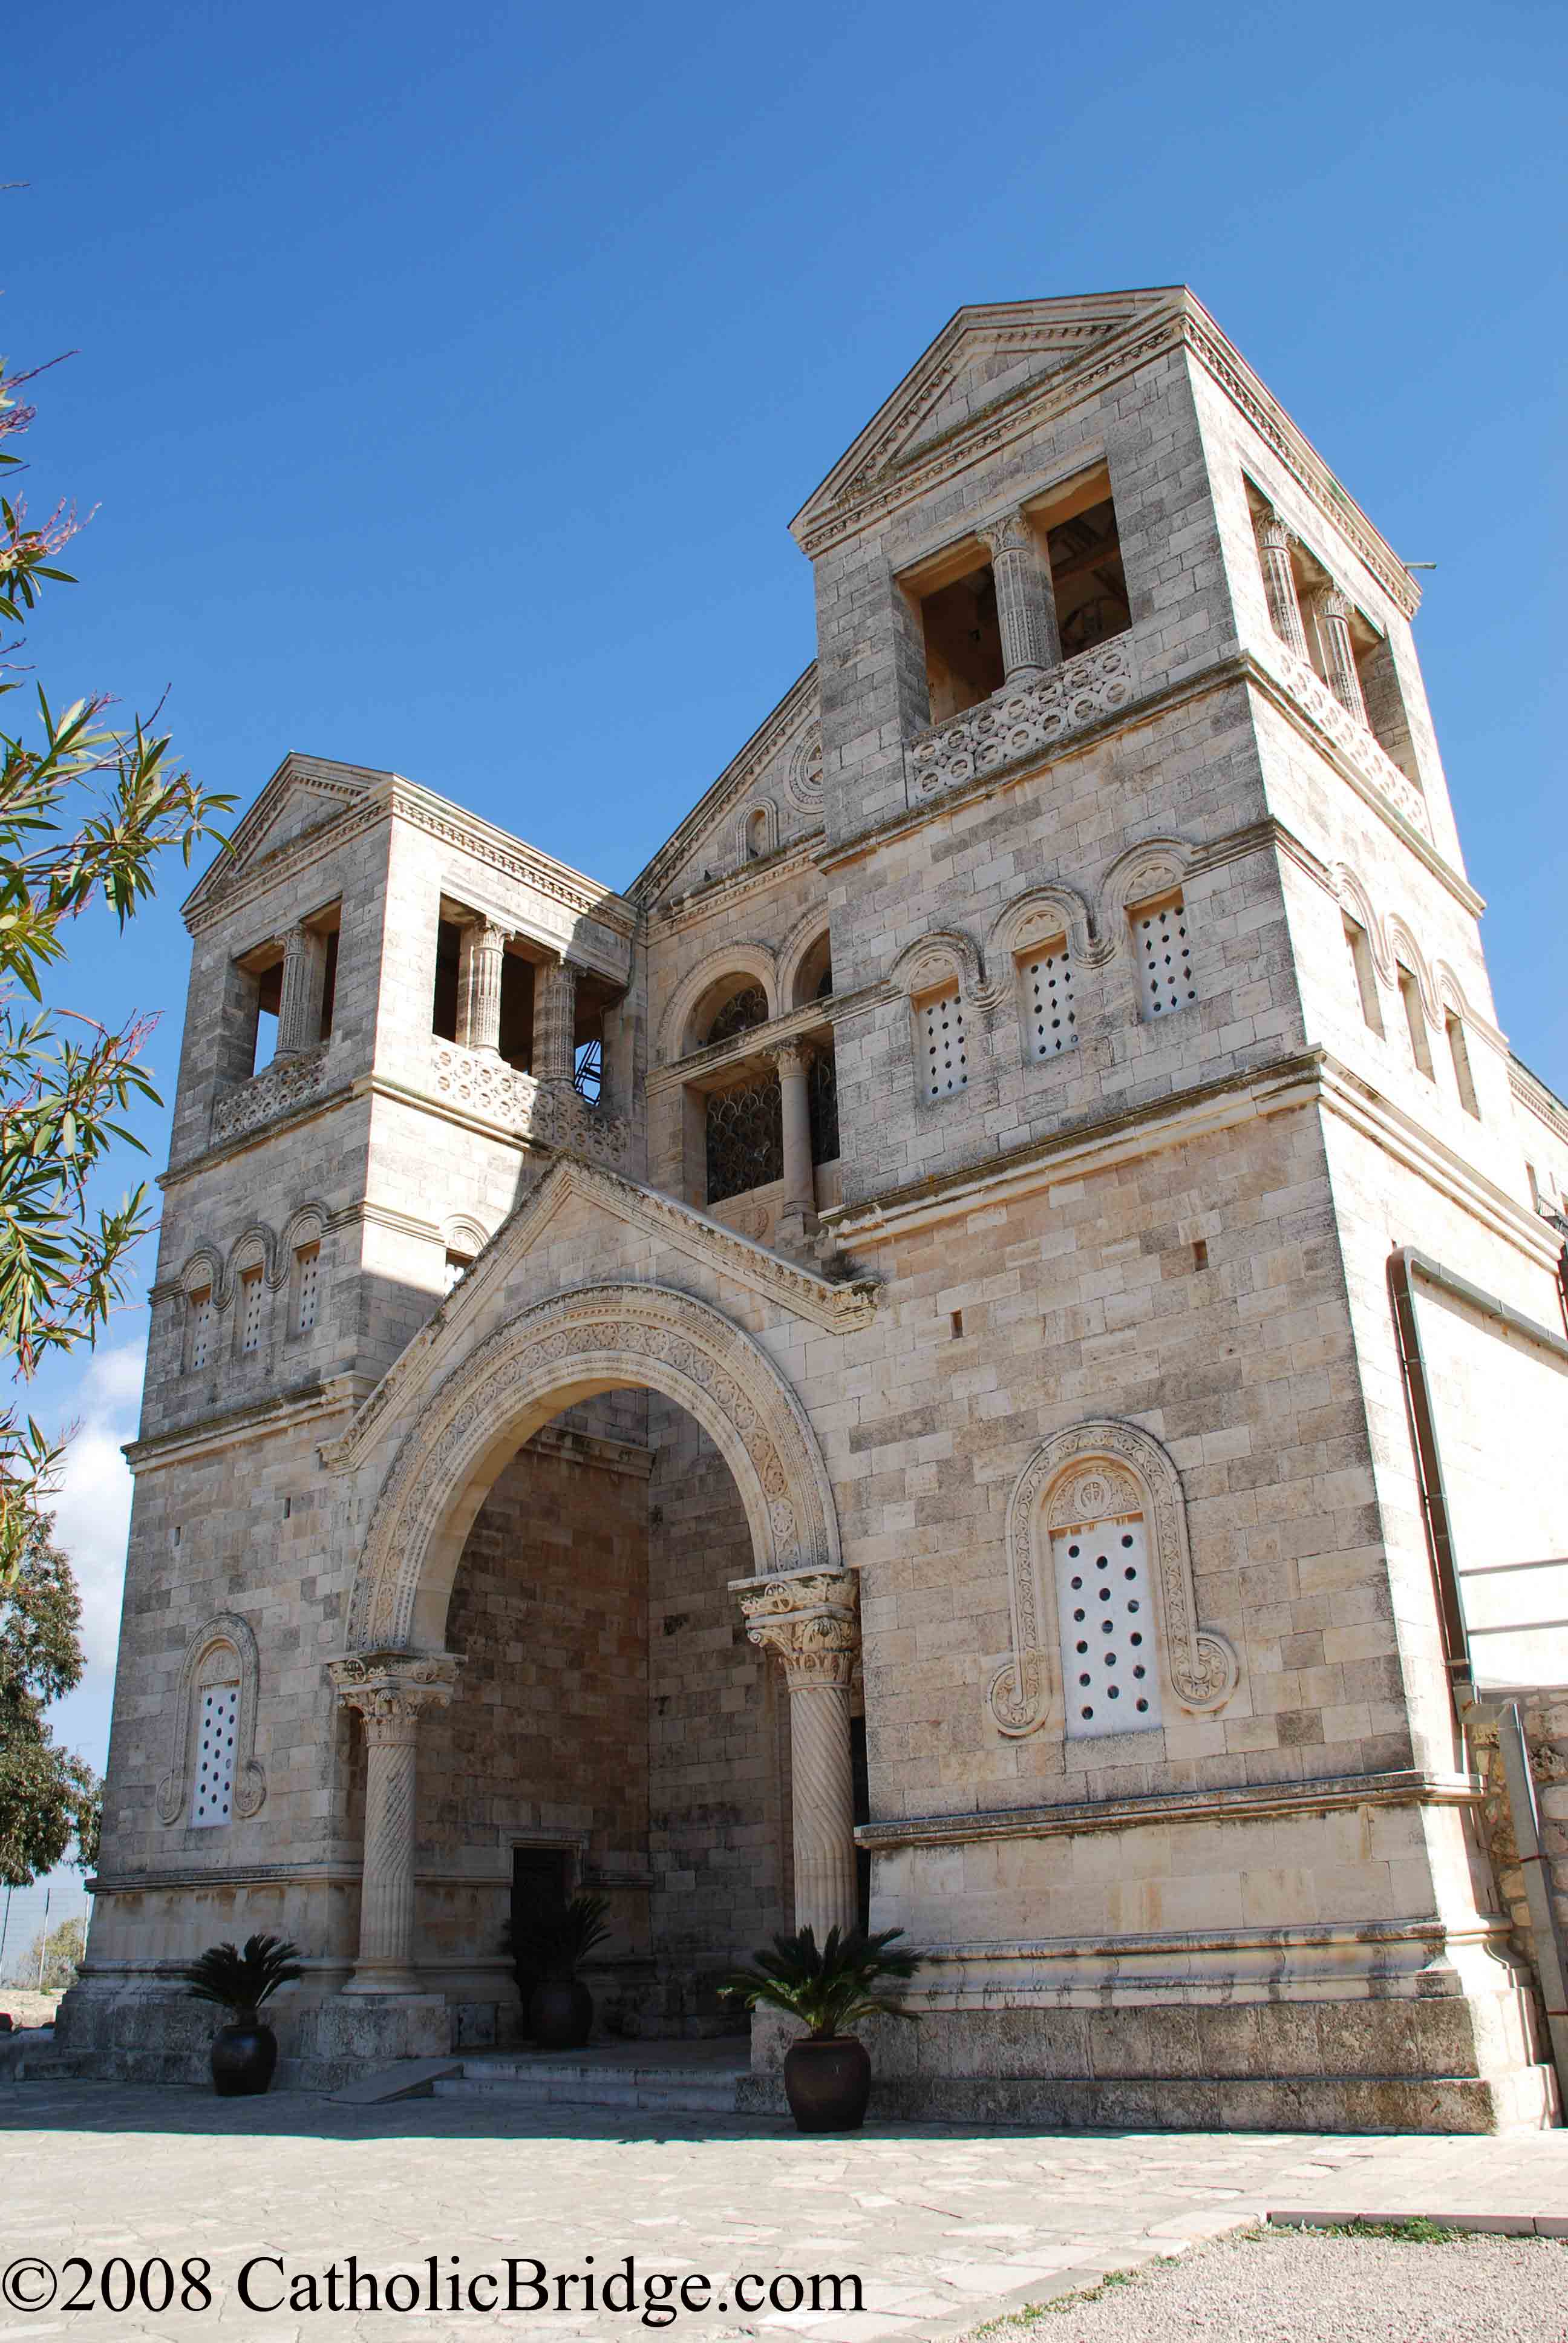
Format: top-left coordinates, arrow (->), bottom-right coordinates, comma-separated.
47,1340 -> 145,1677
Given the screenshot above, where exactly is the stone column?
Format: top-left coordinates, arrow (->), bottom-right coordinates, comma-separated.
739,1570 -> 860,1941
273,922 -> 319,1058
328,1653 -> 462,1995
1315,586 -> 1370,724
979,510 -> 1060,683
1256,511 -> 1309,658
455,919 -> 508,1055
769,1040 -> 816,1228
534,956 -> 579,1087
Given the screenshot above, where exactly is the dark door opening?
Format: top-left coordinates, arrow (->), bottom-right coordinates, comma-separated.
509,1845 -> 572,2036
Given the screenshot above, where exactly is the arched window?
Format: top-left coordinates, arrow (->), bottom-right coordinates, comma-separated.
156,1616 -> 266,1829
705,984 -> 770,1048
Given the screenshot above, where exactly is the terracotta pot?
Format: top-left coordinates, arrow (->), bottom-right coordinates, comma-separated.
783,2035 -> 871,2133
529,1978 -> 593,2051
211,2017 -> 278,2096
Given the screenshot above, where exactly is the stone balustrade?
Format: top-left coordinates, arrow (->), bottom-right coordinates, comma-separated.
906,636 -> 1137,801
211,1041 -> 333,1145
1273,643 -> 1431,837
431,1038 -> 630,1169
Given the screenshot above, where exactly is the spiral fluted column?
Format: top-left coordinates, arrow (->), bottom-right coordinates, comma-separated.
737,1570 -> 860,1940
328,1653 -> 461,1994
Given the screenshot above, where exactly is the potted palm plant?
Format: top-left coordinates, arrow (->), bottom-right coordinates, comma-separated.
175,1933 -> 304,2096
722,1924 -> 921,2132
501,1893 -> 610,2051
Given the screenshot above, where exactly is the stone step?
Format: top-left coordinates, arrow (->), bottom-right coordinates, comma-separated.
436,2054 -> 750,2115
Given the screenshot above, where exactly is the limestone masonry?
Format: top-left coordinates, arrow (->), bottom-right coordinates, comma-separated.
63,289 -> 1568,2128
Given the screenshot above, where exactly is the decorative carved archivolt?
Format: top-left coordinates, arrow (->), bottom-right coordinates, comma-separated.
155,1614 -> 266,1826
347,1281 -> 843,1650
987,1419 -> 1239,1738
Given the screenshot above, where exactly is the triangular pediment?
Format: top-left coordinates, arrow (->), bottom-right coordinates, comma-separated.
324,1157 -> 878,1474
628,665 -> 821,909
183,752 -> 390,922
791,289 -> 1183,543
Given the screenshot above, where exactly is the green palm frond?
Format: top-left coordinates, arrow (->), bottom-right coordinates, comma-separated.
175,1932 -> 304,2016
722,1925 -> 923,2039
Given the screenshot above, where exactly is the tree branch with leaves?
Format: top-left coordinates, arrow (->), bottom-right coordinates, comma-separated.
0,341 -> 232,1580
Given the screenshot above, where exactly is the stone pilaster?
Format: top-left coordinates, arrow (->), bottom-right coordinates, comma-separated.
533,957 -> 579,1087
273,922 -> 319,1059
979,510 -> 1060,682
1256,511 -> 1309,658
455,920 -> 509,1055
768,1040 -> 817,1230
329,1651 -> 462,1995
1315,586 -> 1370,724
737,1570 -> 859,1941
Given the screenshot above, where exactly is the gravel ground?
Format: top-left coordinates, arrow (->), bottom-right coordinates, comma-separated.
1002,2229 -> 1568,2342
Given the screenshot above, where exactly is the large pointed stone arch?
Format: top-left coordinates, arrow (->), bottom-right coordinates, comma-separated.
347,1280 -> 841,1653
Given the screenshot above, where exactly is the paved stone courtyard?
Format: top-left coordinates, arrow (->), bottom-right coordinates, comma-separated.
1,2083 -> 1565,2341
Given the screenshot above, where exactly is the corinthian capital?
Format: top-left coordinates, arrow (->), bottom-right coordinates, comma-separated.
328,1650 -> 463,1736
737,1568 -> 858,1689
765,1038 -> 812,1079
978,509 -> 1033,560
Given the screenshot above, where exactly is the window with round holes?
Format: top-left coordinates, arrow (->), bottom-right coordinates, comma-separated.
191,1683 -> 240,1825
1134,893 -> 1195,1020
1051,1512 -> 1162,1737
1019,941 -> 1078,1059
919,988 -> 967,1098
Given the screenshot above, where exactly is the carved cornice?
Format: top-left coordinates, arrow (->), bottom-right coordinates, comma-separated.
1510,1055 -> 1568,1150
1178,310 -> 1419,618
796,314 -> 1180,557
390,784 -> 635,951
629,666 -> 820,909
856,1770 -> 1482,1852
791,296 -> 1418,631
645,836 -> 825,936
650,997 -> 833,1092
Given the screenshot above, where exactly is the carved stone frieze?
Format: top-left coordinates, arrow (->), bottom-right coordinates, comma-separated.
987,1419 -> 1240,1738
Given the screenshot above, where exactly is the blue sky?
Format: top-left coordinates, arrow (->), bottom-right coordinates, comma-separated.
7,1 -> 1566,1861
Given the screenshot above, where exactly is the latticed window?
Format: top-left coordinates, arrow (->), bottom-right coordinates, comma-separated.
808,1050 -> 839,1164
189,1289 -> 214,1372
1019,940 -> 1077,1058
1053,1512 -> 1161,1738
706,1072 -> 783,1202
1133,893 -> 1195,1020
191,1683 -> 240,1825
240,1269 -> 264,1354
295,1245 -> 320,1333
918,988 -> 967,1098
705,985 -> 769,1047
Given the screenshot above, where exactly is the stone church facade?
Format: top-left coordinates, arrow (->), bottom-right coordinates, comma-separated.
63,288 -> 1568,2128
